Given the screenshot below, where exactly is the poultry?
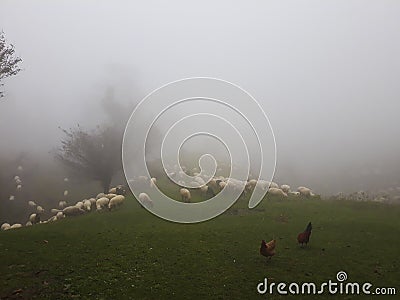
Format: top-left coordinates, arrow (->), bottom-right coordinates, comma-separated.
297,222 -> 312,246
260,239 -> 276,259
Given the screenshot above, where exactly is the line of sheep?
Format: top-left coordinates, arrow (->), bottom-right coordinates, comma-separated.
130,165 -> 317,206
1,185 -> 126,231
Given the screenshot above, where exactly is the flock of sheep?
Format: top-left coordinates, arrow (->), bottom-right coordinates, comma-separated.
1,185 -> 126,231
129,164 -> 317,207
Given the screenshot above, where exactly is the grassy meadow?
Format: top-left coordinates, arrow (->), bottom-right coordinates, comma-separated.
1,183 -> 399,299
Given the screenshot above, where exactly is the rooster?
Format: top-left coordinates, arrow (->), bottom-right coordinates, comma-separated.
260,239 -> 276,260
297,222 -> 312,246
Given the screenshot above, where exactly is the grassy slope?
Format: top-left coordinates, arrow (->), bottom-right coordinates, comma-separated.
1,192 -> 399,299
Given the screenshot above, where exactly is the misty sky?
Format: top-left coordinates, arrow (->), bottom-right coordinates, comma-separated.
1,1 -> 399,194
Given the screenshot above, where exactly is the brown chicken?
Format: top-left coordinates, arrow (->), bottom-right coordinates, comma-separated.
297,222 -> 312,246
260,239 -> 276,259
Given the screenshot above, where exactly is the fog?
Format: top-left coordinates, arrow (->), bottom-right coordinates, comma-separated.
1,0 -> 400,196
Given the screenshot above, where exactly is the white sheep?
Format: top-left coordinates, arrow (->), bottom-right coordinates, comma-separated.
88,198 -> 97,206
10,223 -> 23,229
108,195 -> 125,210
96,192 -> 106,199
200,185 -> 209,194
280,184 -> 291,193
268,187 -> 288,197
297,186 -> 312,197
245,179 -> 258,191
51,208 -> 60,214
36,206 -> 45,214
63,190 -> 69,196
108,187 -> 117,194
96,197 -> 110,211
15,178 -> 22,185
83,199 -> 92,211
14,175 -> 20,181
219,181 -> 227,189
180,188 -> 191,203
9,195 -> 15,201
1,223 -> 11,231
25,221 -> 33,227
106,193 -> 117,200
289,191 -> 300,196
59,200 -> 67,209
63,206 -> 85,216
56,211 -> 64,219
75,201 -> 84,210
16,184 -> 22,190
29,213 -> 40,224
138,193 -> 153,208
28,201 -> 36,207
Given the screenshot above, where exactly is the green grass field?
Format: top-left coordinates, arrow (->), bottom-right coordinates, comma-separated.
1,189 -> 399,299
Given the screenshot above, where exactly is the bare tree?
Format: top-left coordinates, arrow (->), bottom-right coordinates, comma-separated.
56,125 -> 121,193
0,31 -> 22,98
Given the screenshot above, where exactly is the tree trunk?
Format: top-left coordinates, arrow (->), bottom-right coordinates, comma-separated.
102,176 -> 112,194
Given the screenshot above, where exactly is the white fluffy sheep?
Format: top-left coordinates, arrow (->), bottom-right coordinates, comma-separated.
108,195 -> 125,210
268,187 -> 288,197
29,213 -> 40,224
16,184 -> 22,190
297,186 -> 312,197
108,187 -> 117,194
59,200 -> 67,209
9,195 -> 15,201
51,208 -> 60,214
10,223 -> 23,229
83,199 -> 92,211
56,211 -> 64,219
280,184 -> 291,193
96,197 -> 110,211
138,193 -> 153,208
180,188 -> 191,203
25,221 -> 33,226
75,201 -> 84,210
106,193 -> 117,200
63,206 -> 85,216
63,190 -> 69,196
36,206 -> 45,214
28,200 -> 36,207
96,192 -> 106,200
1,223 -> 11,231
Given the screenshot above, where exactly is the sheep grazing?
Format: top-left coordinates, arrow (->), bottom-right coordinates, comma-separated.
109,195 -> 125,210
268,187 -> 288,197
96,192 -> 106,199
28,200 -> 36,207
51,208 -> 60,214
36,206 -> 45,214
9,195 -> 15,201
1,223 -> 11,231
289,191 -> 300,196
83,199 -> 92,211
59,200 -> 67,209
63,206 -> 85,216
15,178 -> 22,185
10,223 -> 23,229
29,213 -> 41,224
200,185 -> 209,194
96,197 -> 110,211
180,188 -> 191,203
56,211 -> 64,219
138,193 -> 153,208
245,179 -> 258,191
219,181 -> 227,189
14,175 -> 20,181
281,184 -> 291,194
16,184 -> 22,190
75,201 -> 84,210
63,190 -> 69,196
297,186 -> 313,197
108,187 -> 117,194
88,198 -> 97,206
25,221 -> 33,227
150,177 -> 157,188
